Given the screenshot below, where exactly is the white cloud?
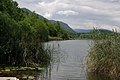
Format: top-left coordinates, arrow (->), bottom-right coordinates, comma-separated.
57,10 -> 79,16
16,0 -> 120,30
43,12 -> 52,18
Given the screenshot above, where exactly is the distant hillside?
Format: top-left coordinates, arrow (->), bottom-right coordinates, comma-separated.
50,20 -> 76,34
78,29 -> 116,39
92,29 -> 113,33
74,29 -> 91,33
22,8 -> 46,19
22,8 -> 76,34
22,8 -> 31,12
74,29 -> 114,33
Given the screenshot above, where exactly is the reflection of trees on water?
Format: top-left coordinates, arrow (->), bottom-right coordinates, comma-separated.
40,42 -> 68,80
0,43 -> 66,80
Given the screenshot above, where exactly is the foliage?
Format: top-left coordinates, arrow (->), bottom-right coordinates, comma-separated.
22,8 -> 72,40
0,0 -> 74,67
0,0 -> 55,67
78,29 -> 117,39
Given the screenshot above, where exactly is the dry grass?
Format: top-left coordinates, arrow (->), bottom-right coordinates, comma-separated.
87,32 -> 120,79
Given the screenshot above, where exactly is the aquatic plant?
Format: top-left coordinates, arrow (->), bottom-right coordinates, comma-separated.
87,29 -> 120,79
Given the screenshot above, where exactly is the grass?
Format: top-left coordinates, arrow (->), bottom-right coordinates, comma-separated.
87,30 -> 120,79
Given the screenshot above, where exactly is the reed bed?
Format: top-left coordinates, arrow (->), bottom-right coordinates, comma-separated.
87,31 -> 120,79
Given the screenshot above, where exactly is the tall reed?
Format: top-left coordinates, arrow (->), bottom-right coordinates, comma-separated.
87,29 -> 120,79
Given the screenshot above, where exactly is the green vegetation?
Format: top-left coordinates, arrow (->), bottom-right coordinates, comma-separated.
78,29 -> 116,39
0,0 -> 74,68
22,8 -> 76,40
87,29 -> 120,79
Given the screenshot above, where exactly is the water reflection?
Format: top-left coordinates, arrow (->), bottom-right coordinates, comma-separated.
0,41 -> 64,80
0,40 -> 112,80
44,40 -> 112,80
48,40 -> 89,80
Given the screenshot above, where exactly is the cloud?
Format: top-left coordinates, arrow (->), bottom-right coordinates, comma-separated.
57,10 -> 79,16
43,12 -> 52,18
16,0 -> 120,31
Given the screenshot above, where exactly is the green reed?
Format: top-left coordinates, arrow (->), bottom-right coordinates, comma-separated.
87,29 -> 120,79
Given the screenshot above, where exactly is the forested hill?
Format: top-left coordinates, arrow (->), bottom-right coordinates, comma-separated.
74,29 -> 114,33
78,29 -> 117,39
0,0 -> 76,67
93,29 -> 114,34
22,8 -> 76,39
50,20 -> 76,34
74,29 -> 91,33
22,8 -> 46,20
0,0 -> 75,42
22,8 -> 76,34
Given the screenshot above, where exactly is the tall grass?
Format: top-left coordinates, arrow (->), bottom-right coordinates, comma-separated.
87,30 -> 120,79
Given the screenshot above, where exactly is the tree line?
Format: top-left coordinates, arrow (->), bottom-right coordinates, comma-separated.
0,0 -> 70,67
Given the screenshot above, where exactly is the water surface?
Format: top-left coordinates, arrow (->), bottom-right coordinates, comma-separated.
0,40 -> 111,80
46,40 -> 91,80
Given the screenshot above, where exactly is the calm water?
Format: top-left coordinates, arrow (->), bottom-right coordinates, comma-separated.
45,40 -> 92,80
0,40 -> 111,80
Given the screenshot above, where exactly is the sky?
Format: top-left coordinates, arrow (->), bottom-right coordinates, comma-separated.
15,0 -> 120,31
